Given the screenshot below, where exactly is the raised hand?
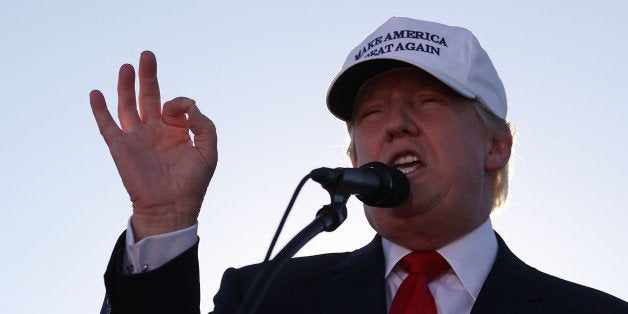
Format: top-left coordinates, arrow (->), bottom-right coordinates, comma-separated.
90,51 -> 217,241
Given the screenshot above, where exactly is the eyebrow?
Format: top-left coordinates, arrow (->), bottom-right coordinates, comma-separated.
353,91 -> 374,105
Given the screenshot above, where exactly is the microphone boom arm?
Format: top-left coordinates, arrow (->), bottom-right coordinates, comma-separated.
236,194 -> 350,314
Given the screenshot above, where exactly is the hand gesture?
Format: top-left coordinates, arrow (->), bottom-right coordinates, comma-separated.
90,51 -> 217,241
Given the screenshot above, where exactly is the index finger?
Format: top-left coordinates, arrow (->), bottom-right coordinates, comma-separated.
138,51 -> 162,122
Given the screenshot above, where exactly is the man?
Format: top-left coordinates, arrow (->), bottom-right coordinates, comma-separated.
93,17 -> 627,313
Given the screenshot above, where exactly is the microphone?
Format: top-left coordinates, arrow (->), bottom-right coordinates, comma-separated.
310,161 -> 410,207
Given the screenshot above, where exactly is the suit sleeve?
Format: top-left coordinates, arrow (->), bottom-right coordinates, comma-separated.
102,231 -> 201,314
209,267 -> 245,314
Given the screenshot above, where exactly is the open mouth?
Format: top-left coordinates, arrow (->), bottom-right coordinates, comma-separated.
392,153 -> 424,174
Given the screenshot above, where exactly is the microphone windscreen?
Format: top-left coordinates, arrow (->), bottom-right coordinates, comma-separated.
356,162 -> 410,207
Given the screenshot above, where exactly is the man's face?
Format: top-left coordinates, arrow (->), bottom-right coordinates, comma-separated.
350,68 -> 496,250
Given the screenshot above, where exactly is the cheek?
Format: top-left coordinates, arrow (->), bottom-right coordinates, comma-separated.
352,132 -> 375,166
353,144 -> 366,166
445,135 -> 489,186
363,206 -> 377,229
447,116 -> 489,165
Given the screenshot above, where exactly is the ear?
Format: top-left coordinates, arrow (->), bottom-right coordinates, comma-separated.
485,134 -> 512,171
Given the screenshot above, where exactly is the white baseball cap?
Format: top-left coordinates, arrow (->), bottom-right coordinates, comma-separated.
327,17 -> 507,121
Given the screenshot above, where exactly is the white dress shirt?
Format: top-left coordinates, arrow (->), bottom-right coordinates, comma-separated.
123,218 -> 198,273
382,219 -> 498,314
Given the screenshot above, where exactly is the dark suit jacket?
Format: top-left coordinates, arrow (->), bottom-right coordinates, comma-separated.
102,232 -> 627,313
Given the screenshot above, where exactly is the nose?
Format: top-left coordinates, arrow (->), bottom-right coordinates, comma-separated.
385,103 -> 419,139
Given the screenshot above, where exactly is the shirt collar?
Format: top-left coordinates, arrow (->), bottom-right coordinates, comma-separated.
381,219 -> 497,300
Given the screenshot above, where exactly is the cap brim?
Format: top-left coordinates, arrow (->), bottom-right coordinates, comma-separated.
327,57 -> 476,122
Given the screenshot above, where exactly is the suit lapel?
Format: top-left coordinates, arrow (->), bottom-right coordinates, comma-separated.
314,232 -> 549,314
471,233 -> 545,314
316,236 -> 387,314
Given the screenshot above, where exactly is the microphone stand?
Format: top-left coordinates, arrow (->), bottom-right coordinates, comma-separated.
235,194 -> 350,314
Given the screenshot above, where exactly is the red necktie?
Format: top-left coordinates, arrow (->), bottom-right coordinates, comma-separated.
389,252 -> 450,314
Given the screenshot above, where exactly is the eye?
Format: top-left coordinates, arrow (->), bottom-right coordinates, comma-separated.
362,109 -> 381,118
354,101 -> 384,122
421,94 -> 446,103
354,109 -> 380,124
413,93 -> 448,109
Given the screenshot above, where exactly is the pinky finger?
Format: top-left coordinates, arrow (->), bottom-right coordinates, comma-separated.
90,90 -> 123,145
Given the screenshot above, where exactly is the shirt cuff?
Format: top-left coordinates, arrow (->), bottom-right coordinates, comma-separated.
123,218 -> 198,274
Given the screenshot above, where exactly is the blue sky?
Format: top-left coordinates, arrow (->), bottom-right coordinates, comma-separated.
1,1 -> 626,312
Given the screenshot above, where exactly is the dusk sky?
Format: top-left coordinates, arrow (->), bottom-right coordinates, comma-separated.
1,1 -> 626,312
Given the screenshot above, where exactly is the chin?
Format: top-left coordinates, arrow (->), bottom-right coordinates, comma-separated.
388,193 -> 434,217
